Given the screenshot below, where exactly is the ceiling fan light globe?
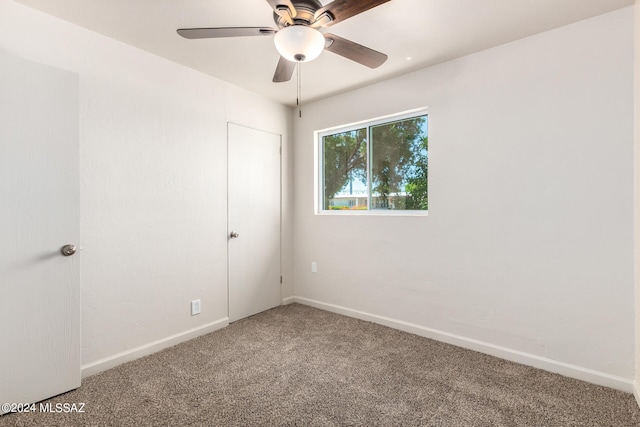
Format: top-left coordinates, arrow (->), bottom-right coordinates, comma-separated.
274,25 -> 325,63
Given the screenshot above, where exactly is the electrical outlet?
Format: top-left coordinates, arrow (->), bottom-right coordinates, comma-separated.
191,299 -> 201,316
311,262 -> 318,273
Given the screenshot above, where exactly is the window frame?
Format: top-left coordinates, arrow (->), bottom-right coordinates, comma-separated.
315,108 -> 429,216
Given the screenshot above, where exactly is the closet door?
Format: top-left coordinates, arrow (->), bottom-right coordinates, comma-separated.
227,123 -> 281,322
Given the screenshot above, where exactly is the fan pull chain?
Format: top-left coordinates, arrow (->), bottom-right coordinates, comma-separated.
297,61 -> 302,118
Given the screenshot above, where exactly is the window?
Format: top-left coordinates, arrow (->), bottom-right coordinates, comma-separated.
318,110 -> 428,214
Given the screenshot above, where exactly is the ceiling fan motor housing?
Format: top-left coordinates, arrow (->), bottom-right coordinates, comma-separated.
274,0 -> 324,28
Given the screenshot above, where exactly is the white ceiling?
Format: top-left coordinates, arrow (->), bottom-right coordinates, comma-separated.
15,0 -> 634,106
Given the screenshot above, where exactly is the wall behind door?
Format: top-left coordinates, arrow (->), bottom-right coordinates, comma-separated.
0,0 -> 293,374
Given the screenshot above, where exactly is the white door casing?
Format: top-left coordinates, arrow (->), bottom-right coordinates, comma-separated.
227,123 -> 281,323
0,52 -> 80,411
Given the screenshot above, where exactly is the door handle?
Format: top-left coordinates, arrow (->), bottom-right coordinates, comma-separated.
61,244 -> 77,256
229,231 -> 240,239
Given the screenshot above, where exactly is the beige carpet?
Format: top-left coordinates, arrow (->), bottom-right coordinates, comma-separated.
2,303 -> 639,426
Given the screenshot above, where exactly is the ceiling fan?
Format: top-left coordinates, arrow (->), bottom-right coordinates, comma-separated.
177,0 -> 391,83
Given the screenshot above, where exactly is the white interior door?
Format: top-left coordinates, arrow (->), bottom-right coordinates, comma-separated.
228,123 -> 281,322
0,52 -> 80,412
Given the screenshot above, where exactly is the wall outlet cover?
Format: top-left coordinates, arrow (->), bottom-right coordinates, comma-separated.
191,299 -> 201,316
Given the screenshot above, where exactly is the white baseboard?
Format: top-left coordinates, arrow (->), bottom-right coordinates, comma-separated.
81,317 -> 229,378
291,296 -> 634,393
282,296 -> 296,305
634,381 -> 640,408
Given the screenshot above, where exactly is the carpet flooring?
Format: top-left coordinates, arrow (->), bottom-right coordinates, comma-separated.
2,303 -> 639,426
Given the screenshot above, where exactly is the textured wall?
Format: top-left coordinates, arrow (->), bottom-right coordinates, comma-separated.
0,0 -> 293,370
292,8 -> 634,382
634,0 -> 640,405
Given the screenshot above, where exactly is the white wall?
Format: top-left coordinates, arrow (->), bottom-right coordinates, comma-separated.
634,0 -> 640,405
0,0 -> 293,374
293,8 -> 634,389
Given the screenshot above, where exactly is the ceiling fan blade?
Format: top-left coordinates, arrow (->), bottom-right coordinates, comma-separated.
177,27 -> 276,39
265,0 -> 297,24
324,34 -> 387,68
273,56 -> 296,83
313,0 -> 391,27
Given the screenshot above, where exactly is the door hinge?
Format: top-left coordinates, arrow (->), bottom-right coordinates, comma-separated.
280,276 -> 283,284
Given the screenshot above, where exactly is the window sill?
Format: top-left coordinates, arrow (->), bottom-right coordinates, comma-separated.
316,210 -> 428,217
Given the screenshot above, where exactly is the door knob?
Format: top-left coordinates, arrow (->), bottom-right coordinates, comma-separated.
229,231 -> 240,239
61,244 -> 77,256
